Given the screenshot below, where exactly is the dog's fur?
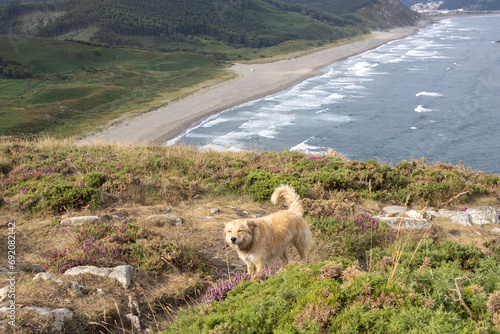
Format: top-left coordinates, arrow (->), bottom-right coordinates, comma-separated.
224,184 -> 312,276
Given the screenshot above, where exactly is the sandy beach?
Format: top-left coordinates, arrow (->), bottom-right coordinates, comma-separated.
82,24 -> 428,146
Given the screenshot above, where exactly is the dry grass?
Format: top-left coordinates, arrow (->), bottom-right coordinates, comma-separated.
1,137 -> 499,332
431,216 -> 499,251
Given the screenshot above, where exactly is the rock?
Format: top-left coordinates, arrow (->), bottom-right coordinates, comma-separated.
21,306 -> 74,332
382,206 -> 406,216
438,210 -> 472,226
210,208 -> 219,215
0,286 -> 9,303
108,265 -> 133,289
125,313 -> 141,331
374,216 -> 431,230
466,206 -> 499,225
60,216 -> 99,226
492,228 -> 500,233
146,214 -> 183,226
33,272 -> 66,284
406,209 -> 437,220
63,265 -> 132,289
33,272 -> 88,293
16,263 -> 44,273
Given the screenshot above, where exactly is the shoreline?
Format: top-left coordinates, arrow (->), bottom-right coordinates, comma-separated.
81,22 -> 430,146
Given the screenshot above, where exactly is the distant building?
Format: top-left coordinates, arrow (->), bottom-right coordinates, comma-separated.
410,1 -> 464,14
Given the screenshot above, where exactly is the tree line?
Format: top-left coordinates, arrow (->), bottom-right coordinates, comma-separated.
274,0 -> 378,15
34,0 -> 361,48
0,56 -> 33,79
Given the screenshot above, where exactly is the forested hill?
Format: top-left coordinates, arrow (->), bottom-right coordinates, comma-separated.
280,0 -> 422,28
31,0 -> 365,48
1,0 -> 420,50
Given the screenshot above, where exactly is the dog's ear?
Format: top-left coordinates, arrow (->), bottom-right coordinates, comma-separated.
246,220 -> 257,230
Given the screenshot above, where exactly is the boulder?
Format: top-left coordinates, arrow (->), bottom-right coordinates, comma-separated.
33,272 -> 66,284
33,272 -> 87,293
125,313 -> 141,331
438,210 -> 472,226
21,306 -> 74,332
406,209 -> 438,220
146,214 -> 183,226
210,208 -> 219,215
374,216 -> 431,230
0,286 -> 8,303
492,228 -> 500,233
466,206 -> 499,225
381,206 -> 406,216
63,265 -> 132,289
60,216 -> 99,226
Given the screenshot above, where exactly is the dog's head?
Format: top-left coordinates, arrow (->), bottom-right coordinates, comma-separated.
224,220 -> 256,251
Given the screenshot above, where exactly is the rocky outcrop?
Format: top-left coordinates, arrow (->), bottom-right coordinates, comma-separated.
146,214 -> 183,226
33,272 -> 88,293
60,216 -> 99,226
358,0 -> 423,28
467,206 -> 500,225
63,265 -> 133,289
374,205 -> 499,230
437,210 -> 471,226
21,307 -> 73,332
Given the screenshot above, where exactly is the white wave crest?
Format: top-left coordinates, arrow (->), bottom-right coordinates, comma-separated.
416,92 -> 443,97
414,105 -> 433,113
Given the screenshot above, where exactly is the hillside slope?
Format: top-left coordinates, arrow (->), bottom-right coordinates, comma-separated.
274,0 -> 421,28
1,0 -> 366,48
0,0 -> 422,50
0,137 -> 499,333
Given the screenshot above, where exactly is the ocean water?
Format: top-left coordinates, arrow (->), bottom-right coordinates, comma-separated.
167,16 -> 500,174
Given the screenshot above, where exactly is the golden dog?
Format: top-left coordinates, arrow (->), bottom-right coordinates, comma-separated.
224,184 -> 311,277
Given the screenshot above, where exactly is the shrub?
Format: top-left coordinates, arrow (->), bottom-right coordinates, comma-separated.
84,172 -> 107,188
46,223 -> 138,272
310,215 -> 394,261
18,184 -> 101,213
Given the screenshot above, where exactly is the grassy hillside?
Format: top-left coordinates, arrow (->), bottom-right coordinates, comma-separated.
0,35 -> 229,137
0,31 -> 378,138
0,0 -> 420,139
1,137 -> 499,332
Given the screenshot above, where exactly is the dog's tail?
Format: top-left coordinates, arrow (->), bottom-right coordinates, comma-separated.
271,184 -> 304,217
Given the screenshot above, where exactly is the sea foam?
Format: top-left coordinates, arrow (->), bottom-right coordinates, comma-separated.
416,92 -> 443,97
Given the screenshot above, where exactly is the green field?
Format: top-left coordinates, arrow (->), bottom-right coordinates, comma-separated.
0,32 -> 374,137
0,35 -> 227,137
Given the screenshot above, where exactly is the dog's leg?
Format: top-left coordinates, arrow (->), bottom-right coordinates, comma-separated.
246,261 -> 256,276
294,238 -> 307,261
253,262 -> 266,280
279,251 -> 289,271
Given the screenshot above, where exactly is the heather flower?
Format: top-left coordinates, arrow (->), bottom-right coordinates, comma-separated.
202,266 -> 278,305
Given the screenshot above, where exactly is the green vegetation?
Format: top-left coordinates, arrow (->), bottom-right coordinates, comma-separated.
165,243 -> 500,333
1,138 -> 498,215
1,137 -> 499,332
0,35 -> 225,137
0,0 -> 421,138
34,0 -> 363,48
